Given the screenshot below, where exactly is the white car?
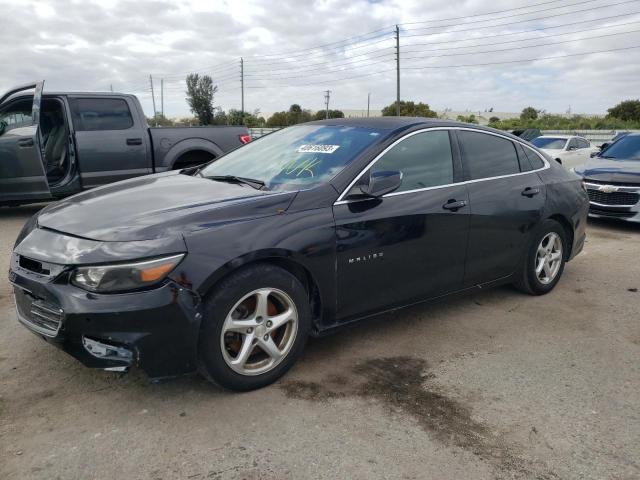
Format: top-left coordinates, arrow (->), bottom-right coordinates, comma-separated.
530,135 -> 599,169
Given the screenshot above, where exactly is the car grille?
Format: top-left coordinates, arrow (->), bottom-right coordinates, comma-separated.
14,287 -> 63,337
587,189 -> 639,206
589,207 -> 637,218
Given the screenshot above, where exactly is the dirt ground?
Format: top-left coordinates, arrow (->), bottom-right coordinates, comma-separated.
0,205 -> 638,480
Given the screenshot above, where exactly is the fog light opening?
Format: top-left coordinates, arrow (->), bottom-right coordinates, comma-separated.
82,336 -> 133,362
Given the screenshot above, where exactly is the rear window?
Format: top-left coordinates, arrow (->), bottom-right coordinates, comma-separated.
458,131 -> 520,180
531,137 -> 567,149
70,98 -> 133,131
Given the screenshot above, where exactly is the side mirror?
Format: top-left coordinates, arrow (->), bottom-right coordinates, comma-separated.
357,170 -> 403,198
599,142 -> 609,151
567,146 -> 577,151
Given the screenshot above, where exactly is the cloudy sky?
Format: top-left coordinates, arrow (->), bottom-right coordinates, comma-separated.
2,0 -> 640,118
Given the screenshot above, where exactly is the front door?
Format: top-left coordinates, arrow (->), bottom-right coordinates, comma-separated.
333,129 -> 470,321
0,82 -> 51,204
68,96 -> 151,188
456,129 -> 546,286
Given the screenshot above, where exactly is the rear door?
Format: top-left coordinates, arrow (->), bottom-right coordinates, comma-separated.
68,96 -> 151,188
0,82 -> 51,204
333,129 -> 470,321
456,129 -> 546,286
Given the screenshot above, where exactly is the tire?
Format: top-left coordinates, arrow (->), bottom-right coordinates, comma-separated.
198,263 -> 311,391
514,219 -> 568,295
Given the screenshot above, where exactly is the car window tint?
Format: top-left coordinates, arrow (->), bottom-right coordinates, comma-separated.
515,144 -> 534,172
568,138 -> 579,149
523,146 -> 545,169
458,131 -> 520,180
70,98 -> 133,131
577,138 -> 590,148
371,130 -> 453,192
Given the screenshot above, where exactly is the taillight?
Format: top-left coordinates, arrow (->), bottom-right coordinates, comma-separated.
239,134 -> 251,145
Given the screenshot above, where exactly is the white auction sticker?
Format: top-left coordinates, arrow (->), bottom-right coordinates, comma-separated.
297,144 -> 340,154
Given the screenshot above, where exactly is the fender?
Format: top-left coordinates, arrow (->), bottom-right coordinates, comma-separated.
158,137 -> 224,170
196,248 -> 330,330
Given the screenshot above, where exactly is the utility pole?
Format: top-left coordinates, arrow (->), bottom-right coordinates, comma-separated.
395,25 -> 400,116
324,90 -> 331,119
149,75 -> 157,126
367,92 -> 370,117
109,84 -> 113,92
160,78 -> 164,118
240,57 -> 245,124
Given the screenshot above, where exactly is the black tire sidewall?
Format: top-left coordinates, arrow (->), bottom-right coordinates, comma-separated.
198,264 -> 311,391
525,220 -> 568,295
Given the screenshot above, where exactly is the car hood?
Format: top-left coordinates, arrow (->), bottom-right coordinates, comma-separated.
37,172 -> 297,241
575,158 -> 640,184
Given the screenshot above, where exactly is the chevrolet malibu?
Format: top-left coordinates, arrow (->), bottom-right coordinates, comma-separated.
9,118 -> 589,391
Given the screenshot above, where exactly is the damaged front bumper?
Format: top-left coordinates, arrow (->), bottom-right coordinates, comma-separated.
9,256 -> 203,379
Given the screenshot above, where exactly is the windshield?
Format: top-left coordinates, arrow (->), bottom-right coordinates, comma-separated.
200,125 -> 387,191
531,137 -> 567,149
599,135 -> 640,160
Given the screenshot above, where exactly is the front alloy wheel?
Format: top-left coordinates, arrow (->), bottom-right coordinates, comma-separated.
221,288 -> 298,376
198,263 -> 311,391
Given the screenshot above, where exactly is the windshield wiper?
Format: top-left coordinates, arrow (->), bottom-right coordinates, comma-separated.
600,155 -> 617,159
205,175 -> 267,190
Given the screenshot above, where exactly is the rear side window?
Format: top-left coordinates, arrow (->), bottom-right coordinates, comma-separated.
371,130 -> 453,192
523,146 -> 545,169
70,98 -> 133,131
577,138 -> 590,148
458,131 -> 520,180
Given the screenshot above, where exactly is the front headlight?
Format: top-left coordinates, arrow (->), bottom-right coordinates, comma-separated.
71,254 -> 185,293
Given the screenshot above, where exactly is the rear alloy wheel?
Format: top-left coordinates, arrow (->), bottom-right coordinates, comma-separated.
199,264 -> 311,391
514,219 -> 568,295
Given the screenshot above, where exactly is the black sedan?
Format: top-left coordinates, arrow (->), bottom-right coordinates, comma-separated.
9,118 -> 589,391
574,133 -> 640,223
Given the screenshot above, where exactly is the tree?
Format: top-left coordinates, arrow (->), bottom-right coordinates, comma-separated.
489,116 -> 501,125
266,111 -> 288,127
520,106 -> 538,121
185,73 -> 217,125
312,109 -> 345,120
381,100 -> 437,117
607,100 -> 640,121
456,114 -> 479,124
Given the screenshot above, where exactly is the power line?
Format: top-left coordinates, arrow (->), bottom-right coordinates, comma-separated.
401,18 -> 640,53
401,9 -> 640,48
402,0 -> 638,38
401,28 -> 640,60
401,44 -> 640,70
401,0 -> 602,31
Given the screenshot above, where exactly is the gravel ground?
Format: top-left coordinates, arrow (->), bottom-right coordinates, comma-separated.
0,205 -> 638,480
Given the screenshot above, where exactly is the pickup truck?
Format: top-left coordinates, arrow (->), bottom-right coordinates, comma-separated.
0,81 -> 251,206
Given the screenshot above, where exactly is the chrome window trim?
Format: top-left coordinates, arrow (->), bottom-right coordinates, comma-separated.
334,126 -> 550,205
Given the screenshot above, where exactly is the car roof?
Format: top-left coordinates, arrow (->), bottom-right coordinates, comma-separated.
536,135 -> 572,139
306,117 -> 525,139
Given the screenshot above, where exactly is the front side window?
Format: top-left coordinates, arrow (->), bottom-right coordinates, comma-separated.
0,100 -> 33,137
200,125 -> 387,192
70,98 -> 133,131
531,137 -> 568,150
577,138 -> 590,149
568,138 -> 579,150
458,131 -> 520,180
370,130 -> 453,192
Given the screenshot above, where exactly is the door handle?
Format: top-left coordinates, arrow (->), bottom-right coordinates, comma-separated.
521,187 -> 541,197
442,199 -> 467,211
126,138 -> 142,146
18,138 -> 34,147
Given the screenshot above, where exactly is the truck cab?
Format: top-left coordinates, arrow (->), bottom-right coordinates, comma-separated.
0,81 -> 250,206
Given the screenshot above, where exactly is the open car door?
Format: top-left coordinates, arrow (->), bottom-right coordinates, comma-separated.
0,81 -> 52,205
